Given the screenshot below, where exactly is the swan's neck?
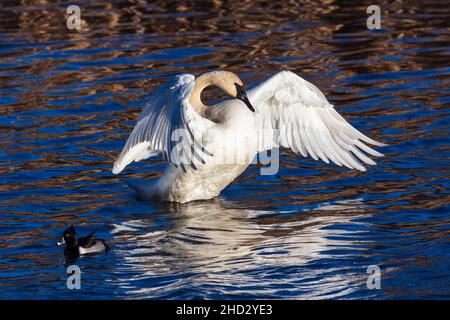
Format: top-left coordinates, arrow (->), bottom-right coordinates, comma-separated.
189,71 -> 239,116
189,73 -> 212,115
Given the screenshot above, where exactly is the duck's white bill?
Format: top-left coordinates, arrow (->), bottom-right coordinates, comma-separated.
56,238 -> 65,246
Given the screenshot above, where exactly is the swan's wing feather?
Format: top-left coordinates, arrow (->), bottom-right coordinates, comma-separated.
113,74 -> 213,174
247,71 -> 385,171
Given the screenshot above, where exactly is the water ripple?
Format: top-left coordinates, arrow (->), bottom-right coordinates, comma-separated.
0,1 -> 449,299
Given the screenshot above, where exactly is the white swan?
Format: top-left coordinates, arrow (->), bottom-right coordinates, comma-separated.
112,70 -> 384,203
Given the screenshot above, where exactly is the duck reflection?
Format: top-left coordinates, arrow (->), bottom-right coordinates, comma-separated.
110,198 -> 371,298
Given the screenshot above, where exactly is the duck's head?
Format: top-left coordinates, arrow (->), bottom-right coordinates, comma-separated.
56,225 -> 77,247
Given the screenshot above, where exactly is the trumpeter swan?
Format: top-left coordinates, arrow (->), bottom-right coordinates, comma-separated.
112,71 -> 384,203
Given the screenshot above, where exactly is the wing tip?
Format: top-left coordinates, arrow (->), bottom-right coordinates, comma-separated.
112,162 -> 124,175
371,141 -> 388,147
363,136 -> 388,148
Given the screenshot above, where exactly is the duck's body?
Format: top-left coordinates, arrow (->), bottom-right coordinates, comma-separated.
57,226 -> 108,256
113,71 -> 385,203
76,236 -> 108,255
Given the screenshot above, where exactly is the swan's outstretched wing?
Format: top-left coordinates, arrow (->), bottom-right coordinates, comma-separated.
112,74 -> 214,174
247,71 -> 385,171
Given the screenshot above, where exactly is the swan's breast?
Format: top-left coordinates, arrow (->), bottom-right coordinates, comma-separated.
163,118 -> 258,203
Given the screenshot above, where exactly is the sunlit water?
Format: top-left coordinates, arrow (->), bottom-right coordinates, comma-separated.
0,1 -> 449,299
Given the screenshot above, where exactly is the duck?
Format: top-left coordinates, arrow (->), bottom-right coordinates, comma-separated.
112,70 -> 385,203
56,225 -> 108,256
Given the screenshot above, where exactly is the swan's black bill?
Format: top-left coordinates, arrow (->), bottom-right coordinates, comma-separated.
235,84 -> 255,112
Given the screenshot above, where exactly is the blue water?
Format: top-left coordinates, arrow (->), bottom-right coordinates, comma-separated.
0,1 -> 449,299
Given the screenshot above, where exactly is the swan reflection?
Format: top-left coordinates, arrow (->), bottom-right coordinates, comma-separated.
108,198 -> 372,298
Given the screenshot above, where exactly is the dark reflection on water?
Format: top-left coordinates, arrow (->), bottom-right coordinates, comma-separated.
0,0 -> 449,299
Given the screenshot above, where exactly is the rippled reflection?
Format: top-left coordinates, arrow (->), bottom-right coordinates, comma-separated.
0,0 -> 449,299
108,198 -> 372,298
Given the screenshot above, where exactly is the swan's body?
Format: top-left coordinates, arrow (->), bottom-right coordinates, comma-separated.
113,71 -> 384,203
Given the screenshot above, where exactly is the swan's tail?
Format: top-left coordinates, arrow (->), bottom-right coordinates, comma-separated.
124,178 -> 158,200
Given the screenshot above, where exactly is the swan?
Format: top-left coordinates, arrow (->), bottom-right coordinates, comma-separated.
112,70 -> 385,203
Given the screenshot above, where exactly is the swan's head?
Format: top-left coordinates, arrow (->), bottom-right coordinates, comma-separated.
200,71 -> 255,112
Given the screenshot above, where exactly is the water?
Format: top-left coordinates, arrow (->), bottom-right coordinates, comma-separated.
0,1 -> 449,299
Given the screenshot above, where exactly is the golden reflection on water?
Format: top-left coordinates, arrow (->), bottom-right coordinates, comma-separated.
0,0 -> 449,298
0,1 -> 447,227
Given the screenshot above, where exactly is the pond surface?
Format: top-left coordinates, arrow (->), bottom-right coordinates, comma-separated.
0,1 -> 449,299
